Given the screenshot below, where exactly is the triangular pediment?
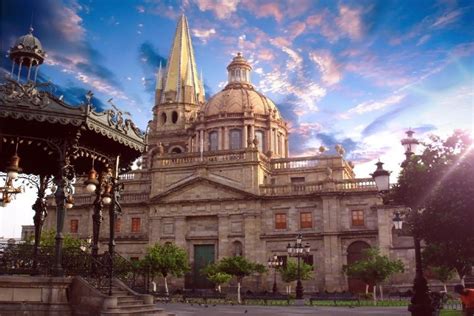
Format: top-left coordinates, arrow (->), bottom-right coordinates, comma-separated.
150,176 -> 256,203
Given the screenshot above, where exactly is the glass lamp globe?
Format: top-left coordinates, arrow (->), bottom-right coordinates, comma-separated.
86,183 -> 97,193
102,195 -> 112,205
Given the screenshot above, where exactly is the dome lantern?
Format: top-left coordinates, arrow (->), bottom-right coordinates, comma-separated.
8,27 -> 46,83
226,52 -> 252,88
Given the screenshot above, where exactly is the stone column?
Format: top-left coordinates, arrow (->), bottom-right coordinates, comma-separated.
273,129 -> 277,154
322,196 -> 344,291
224,127 -> 229,150
243,125 -> 248,148
188,137 -> 192,153
377,206 -> 393,256
218,214 -> 230,259
174,216 -> 187,249
249,125 -> 255,146
195,131 -> 200,152
218,127 -> 223,150
268,129 -> 273,154
199,130 -> 204,152
149,216 -> 161,243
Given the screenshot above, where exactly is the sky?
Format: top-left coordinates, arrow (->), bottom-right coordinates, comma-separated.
0,0 -> 473,237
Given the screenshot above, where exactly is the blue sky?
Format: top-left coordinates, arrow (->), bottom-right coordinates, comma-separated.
0,0 -> 473,236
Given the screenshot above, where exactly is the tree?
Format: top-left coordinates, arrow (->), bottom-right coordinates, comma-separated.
26,229 -> 87,249
202,263 -> 232,293
391,130 -> 474,281
142,243 -> 189,295
343,248 -> 404,303
211,256 -> 266,303
278,259 -> 312,295
427,264 -> 455,293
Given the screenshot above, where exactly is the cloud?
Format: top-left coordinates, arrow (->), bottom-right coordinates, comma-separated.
348,94 -> 406,115
242,0 -> 283,22
361,104 -> 409,137
194,0 -> 240,19
138,42 -> 167,93
309,50 -> 342,86
1,0 -> 129,101
432,9 -> 463,28
191,28 -> 217,43
417,34 -> 431,46
286,21 -> 306,39
336,5 -> 365,40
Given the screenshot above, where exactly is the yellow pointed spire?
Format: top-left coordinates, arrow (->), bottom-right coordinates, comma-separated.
160,15 -> 204,104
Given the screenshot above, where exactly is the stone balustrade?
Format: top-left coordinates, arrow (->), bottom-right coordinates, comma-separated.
260,178 -> 377,196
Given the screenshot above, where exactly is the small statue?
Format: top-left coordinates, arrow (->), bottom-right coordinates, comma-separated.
158,142 -> 165,155
253,136 -> 259,147
319,145 -> 326,153
325,167 -> 333,179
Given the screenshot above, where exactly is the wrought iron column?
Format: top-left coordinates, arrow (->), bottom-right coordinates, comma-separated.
408,233 -> 433,316
91,172 -> 104,258
296,254 -> 303,299
32,174 -> 49,274
53,164 -> 66,277
108,156 -> 121,295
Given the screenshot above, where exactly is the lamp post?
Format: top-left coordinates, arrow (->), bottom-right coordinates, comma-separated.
267,254 -> 283,293
287,234 -> 311,299
371,130 -> 433,316
84,156 -> 123,296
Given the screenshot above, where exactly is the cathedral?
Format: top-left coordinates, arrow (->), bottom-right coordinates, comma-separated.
45,15 -> 414,293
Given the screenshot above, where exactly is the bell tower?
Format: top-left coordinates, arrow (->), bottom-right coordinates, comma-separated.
147,15 -> 205,154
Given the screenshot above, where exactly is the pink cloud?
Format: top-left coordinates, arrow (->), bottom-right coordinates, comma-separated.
348,94 -> 406,115
287,21 -> 306,39
306,14 -> 323,27
290,122 -> 323,136
258,48 -> 275,61
191,28 -> 217,43
194,0 -> 240,19
432,9 -> 462,28
336,5 -> 364,40
55,6 -> 85,42
242,0 -> 283,23
309,50 -> 342,86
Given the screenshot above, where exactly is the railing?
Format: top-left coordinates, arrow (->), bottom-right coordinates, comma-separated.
119,171 -> 150,181
260,178 -> 377,196
0,243 -> 147,294
335,178 -> 377,191
260,182 -> 323,196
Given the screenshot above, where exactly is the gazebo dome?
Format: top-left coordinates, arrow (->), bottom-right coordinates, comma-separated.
9,27 -> 46,67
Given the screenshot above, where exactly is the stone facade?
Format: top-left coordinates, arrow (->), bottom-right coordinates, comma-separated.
44,15 -> 417,293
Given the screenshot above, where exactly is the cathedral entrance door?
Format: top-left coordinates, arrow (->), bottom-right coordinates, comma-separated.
193,244 -> 215,289
347,241 -> 370,293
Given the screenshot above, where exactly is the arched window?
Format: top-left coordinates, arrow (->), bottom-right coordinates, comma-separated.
160,113 -> 167,125
208,131 -> 218,151
232,241 -> 243,257
170,147 -> 182,154
172,111 -> 178,124
230,129 -> 242,149
255,130 -> 264,152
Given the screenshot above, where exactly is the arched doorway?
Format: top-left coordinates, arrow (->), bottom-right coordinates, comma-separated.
347,241 -> 370,293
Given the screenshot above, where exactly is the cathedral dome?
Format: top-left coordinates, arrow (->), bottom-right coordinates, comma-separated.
203,87 -> 281,119
203,53 -> 281,120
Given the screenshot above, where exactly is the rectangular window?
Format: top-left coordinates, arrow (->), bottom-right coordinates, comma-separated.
230,129 -> 242,149
300,212 -> 313,229
70,219 -> 78,233
209,131 -> 218,151
303,255 -> 314,267
275,213 -> 287,229
131,217 -> 141,233
115,218 -> 121,233
351,210 -> 365,226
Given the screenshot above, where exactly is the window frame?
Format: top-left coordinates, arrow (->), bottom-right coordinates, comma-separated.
351,209 -> 365,227
300,211 -> 313,229
229,128 -> 242,150
131,217 -> 141,233
208,131 -> 218,151
70,219 -> 78,234
274,213 -> 287,230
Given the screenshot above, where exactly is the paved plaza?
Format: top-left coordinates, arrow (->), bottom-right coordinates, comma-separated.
157,303 -> 409,316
